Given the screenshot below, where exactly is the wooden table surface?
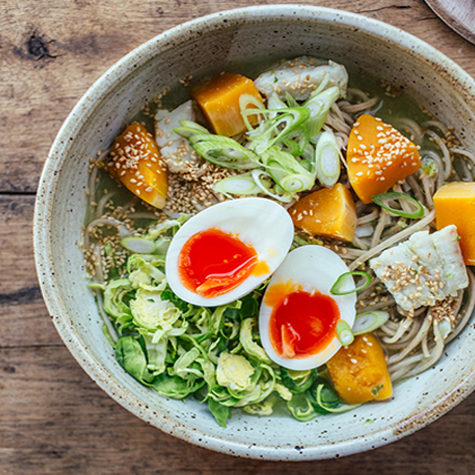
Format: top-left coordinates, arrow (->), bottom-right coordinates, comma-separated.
2,0 -> 475,473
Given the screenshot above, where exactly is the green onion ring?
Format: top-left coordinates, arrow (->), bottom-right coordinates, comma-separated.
372,192 -> 424,219
330,271 -> 373,296
352,311 -> 389,336
336,320 -> 354,346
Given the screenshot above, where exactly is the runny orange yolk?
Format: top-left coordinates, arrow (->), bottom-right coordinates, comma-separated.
265,282 -> 340,359
178,228 -> 269,298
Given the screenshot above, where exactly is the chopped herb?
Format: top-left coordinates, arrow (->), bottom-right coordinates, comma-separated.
371,384 -> 384,397
161,289 -> 191,313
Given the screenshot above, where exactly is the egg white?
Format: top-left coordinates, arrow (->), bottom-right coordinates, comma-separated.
165,197 -> 294,307
259,245 -> 356,370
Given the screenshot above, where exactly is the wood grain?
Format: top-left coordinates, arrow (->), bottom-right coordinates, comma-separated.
2,0 -> 475,473
425,0 -> 475,45
1,0 -> 475,193
1,345 -> 475,474
0,195 -> 60,348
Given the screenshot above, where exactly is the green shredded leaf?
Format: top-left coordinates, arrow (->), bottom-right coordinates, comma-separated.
208,399 -> 231,427
310,383 -> 360,414
102,323 -> 117,348
286,393 -> 319,421
115,335 -> 155,384
280,368 -> 316,394
150,372 -> 205,399
371,384 -> 384,397
161,288 -> 192,314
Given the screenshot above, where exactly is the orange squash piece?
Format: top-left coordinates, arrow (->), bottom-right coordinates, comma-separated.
326,333 -> 392,405
347,114 -> 421,204
288,183 -> 357,241
106,122 -> 167,209
433,182 -> 475,265
192,72 -> 264,137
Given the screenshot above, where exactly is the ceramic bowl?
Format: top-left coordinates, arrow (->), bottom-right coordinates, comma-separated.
34,5 -> 475,460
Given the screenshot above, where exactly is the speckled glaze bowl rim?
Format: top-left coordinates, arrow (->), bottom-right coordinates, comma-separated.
34,4 -> 475,460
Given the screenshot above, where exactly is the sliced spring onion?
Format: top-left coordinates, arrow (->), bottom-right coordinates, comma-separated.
173,120 -> 211,138
311,75 -> 331,97
279,173 -> 315,193
301,142 -> 316,163
265,158 -> 314,193
298,158 -> 315,173
304,86 -> 340,139
247,107 -> 311,155
285,92 -> 299,108
120,236 -> 157,254
354,224 -> 374,238
267,92 -> 288,112
284,123 -> 313,157
251,169 -> 293,202
352,311 -> 389,336
239,93 -> 265,131
282,137 -> 303,156
189,135 -> 260,169
213,174 -> 263,196
438,319 -> 452,340
314,130 -> 342,187
330,271 -> 373,296
372,192 -> 424,219
258,144 -> 316,194
336,320 -> 354,346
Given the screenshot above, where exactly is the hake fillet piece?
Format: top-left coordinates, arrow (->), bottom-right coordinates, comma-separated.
155,100 -> 201,173
370,225 -> 468,312
254,56 -> 348,101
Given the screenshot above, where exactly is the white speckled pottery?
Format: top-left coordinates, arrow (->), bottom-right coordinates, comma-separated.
34,5 -> 475,460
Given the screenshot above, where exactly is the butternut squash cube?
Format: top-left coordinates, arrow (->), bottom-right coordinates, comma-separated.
433,182 -> 475,265
347,114 -> 421,204
106,122 -> 167,209
288,183 -> 357,241
326,333 -> 392,405
192,72 -> 264,137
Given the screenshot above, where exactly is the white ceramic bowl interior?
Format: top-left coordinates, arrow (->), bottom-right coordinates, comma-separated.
34,5 -> 475,460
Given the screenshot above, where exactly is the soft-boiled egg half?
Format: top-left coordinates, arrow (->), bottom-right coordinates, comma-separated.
165,197 -> 294,307
259,245 -> 356,370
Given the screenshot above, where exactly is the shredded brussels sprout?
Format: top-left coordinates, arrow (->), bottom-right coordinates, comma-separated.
94,217 -> 351,427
